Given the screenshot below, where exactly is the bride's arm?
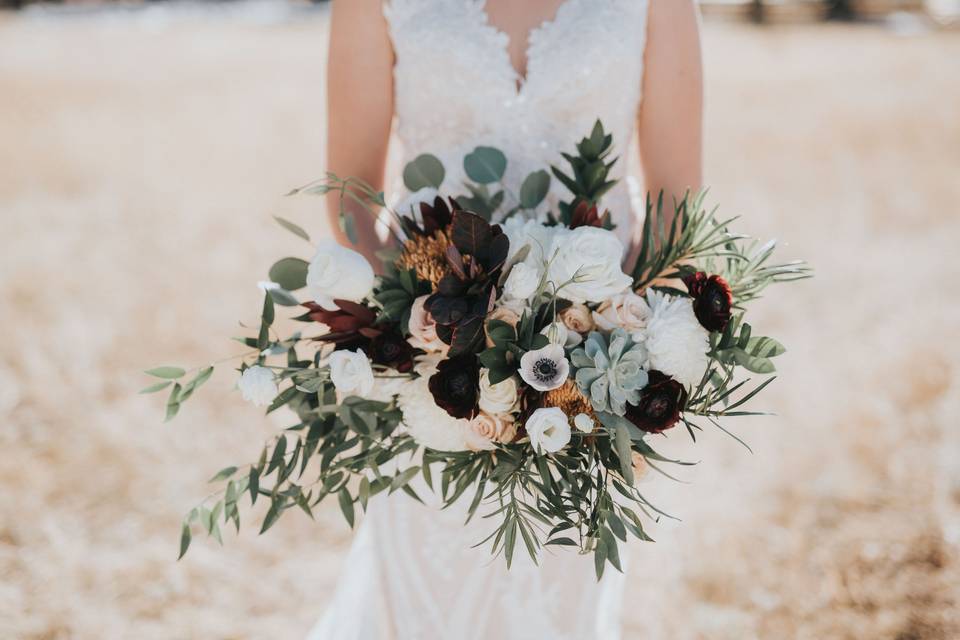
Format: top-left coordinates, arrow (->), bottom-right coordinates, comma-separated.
326,0 -> 395,267
636,0 -> 704,228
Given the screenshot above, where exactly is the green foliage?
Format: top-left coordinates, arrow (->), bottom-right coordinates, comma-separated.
519,170 -> 551,210
374,266 -> 431,331
463,146 -> 507,184
402,153 -> 445,191
455,182 -> 504,221
630,190 -> 811,295
272,215 -> 311,242
268,257 -> 309,291
145,366 -> 185,379
550,120 -> 618,223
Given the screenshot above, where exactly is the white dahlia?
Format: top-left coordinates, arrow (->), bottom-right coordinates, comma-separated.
396,356 -> 473,452
644,290 -> 710,387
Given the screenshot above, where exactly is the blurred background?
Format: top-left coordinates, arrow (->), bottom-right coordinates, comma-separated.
1,0 -> 959,638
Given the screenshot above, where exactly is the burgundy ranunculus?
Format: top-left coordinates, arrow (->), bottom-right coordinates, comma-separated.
683,271 -> 733,332
624,370 -> 687,434
428,355 -> 480,420
367,329 -> 414,373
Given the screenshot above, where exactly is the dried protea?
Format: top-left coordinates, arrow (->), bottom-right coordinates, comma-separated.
540,379 -> 594,421
397,229 -> 451,287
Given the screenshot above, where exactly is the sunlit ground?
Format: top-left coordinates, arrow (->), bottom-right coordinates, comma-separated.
1,4 -> 958,638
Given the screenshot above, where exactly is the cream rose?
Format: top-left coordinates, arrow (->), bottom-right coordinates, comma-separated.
307,240 -> 375,311
559,303 -> 594,335
328,349 -> 375,397
407,295 -> 447,353
592,291 -> 651,341
547,226 -> 632,304
465,411 -> 518,451
478,369 -> 519,414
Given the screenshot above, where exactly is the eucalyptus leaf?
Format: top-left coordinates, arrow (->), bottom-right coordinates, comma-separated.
463,146 -> 507,184
519,170 -> 550,209
268,257 -> 309,292
402,153 -> 445,191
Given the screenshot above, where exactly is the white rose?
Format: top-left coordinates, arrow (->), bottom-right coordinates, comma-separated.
394,187 -> 439,220
408,295 -> 447,353
540,321 -> 582,348
306,240 -> 375,311
502,262 -> 541,301
592,291 -> 651,341
547,226 -> 632,304
525,407 -> 571,454
237,365 -> 278,407
328,349 -> 375,397
478,369 -> 519,414
501,217 -> 563,266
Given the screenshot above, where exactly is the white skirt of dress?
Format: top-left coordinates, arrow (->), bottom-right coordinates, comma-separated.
307,473 -> 627,640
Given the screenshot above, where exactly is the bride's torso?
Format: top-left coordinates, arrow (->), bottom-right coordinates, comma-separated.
385,0 -> 649,243
310,4 -> 650,638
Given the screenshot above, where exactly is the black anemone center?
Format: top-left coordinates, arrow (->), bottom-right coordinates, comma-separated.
534,358 -> 558,381
647,395 -> 670,418
378,339 -> 401,360
448,372 -> 473,398
706,289 -> 728,313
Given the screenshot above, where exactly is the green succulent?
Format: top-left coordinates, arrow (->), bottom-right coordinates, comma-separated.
570,328 -> 649,416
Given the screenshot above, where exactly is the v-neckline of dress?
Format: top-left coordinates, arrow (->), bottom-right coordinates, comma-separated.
476,0 -> 575,96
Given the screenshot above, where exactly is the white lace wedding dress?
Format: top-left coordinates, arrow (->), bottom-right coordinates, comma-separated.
309,1 -> 650,638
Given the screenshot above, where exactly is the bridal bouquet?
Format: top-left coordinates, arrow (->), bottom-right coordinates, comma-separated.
147,122 -> 809,577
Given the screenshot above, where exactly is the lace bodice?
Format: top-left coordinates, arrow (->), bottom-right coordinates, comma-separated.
384,0 -> 649,243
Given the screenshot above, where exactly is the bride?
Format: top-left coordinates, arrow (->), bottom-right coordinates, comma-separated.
309,1 -> 702,638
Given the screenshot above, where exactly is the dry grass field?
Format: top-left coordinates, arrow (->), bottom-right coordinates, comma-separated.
1,4 -> 958,639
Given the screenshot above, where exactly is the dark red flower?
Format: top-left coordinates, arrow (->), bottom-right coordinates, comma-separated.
368,328 -> 414,373
683,272 -> 733,332
568,199 -> 610,230
302,299 -> 377,350
624,371 -> 687,434
428,355 -> 480,420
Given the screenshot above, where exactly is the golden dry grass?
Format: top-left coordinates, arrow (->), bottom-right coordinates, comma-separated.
0,6 -> 958,639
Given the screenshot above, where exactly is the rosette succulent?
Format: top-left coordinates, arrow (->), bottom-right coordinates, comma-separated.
570,328 -> 649,415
